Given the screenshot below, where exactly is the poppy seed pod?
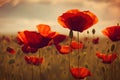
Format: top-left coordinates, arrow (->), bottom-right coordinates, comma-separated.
69,30 -> 73,39
92,28 -> 96,35
111,44 -> 115,52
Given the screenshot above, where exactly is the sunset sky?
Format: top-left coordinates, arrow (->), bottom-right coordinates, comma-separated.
0,0 -> 120,36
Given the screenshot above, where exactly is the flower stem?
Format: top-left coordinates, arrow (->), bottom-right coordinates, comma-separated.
68,30 -> 73,79
77,32 -> 80,80
69,37 -> 72,69
77,32 -> 80,68
6,59 -> 9,80
39,49 -> 41,80
22,56 -> 24,80
32,65 -> 33,80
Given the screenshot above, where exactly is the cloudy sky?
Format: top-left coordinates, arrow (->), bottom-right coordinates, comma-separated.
0,0 -> 120,36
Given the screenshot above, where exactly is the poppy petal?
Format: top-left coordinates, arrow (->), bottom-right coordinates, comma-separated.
102,26 -> 120,41
53,34 -> 67,45
24,56 -> 43,66
70,41 -> 83,49
96,52 -> 117,64
17,31 -> 28,44
36,24 -> 51,37
83,11 -> 98,25
92,37 -> 99,44
70,67 -> 91,79
6,47 -> 16,54
55,44 -> 72,54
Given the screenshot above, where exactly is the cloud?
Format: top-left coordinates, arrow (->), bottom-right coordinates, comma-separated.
0,0 -> 21,7
0,0 -> 51,7
0,0 -> 120,6
87,0 -> 120,10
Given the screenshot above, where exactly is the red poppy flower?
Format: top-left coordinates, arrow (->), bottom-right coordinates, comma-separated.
36,24 -> 58,38
17,31 -> 51,53
37,24 -> 68,45
102,26 -> 120,41
70,41 -> 83,49
24,56 -> 43,66
55,44 -> 72,54
6,47 -> 16,54
70,67 -> 91,79
58,9 -> 98,32
96,52 -> 117,64
92,37 -> 99,44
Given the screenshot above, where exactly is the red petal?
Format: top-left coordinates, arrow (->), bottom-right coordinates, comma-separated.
92,37 -> 99,44
17,31 -> 28,44
83,11 -> 98,25
70,67 -> 91,79
55,44 -> 72,54
24,56 -> 43,65
70,41 -> 83,49
102,26 -> 120,41
53,34 -> 67,45
102,53 -> 117,64
96,52 -> 105,59
96,52 -> 117,64
24,56 -> 31,64
37,24 -> 51,37
6,47 -> 16,54
48,32 -> 58,38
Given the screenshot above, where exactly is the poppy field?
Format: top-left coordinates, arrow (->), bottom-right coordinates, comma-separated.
0,30 -> 120,80
0,9 -> 120,80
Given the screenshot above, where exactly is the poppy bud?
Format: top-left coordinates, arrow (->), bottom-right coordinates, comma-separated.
107,49 -> 110,53
78,55 -> 80,60
117,23 -> 119,26
69,30 -> 73,39
85,64 -> 89,68
8,59 -> 15,64
92,28 -> 95,35
87,31 -> 89,34
101,66 -> 105,72
111,44 -> 115,52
